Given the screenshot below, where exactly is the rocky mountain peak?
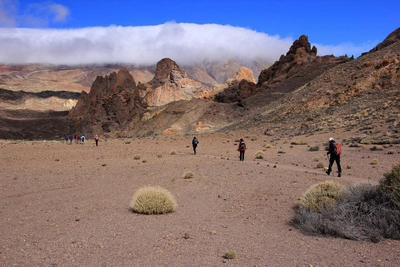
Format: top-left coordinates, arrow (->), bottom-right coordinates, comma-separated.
286,34 -> 316,56
90,67 -> 137,100
152,58 -> 185,84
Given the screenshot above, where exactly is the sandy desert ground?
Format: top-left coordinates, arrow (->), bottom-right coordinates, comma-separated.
1,131 -> 399,267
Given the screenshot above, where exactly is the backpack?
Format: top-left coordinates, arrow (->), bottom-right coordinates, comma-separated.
333,142 -> 341,155
240,142 -> 245,149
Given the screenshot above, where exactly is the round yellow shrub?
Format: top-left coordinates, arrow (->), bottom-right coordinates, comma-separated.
302,180 -> 343,212
130,186 -> 177,214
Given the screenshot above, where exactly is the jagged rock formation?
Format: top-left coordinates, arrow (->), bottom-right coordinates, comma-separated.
236,35 -> 352,101
69,68 -> 144,135
139,58 -> 205,106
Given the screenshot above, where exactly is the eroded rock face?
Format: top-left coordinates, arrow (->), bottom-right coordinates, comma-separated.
152,58 -> 185,83
69,68 -> 145,135
140,58 -> 205,106
208,66 -> 256,103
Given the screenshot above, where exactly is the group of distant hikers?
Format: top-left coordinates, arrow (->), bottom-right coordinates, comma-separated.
63,134 -> 342,176
192,136 -> 342,176
65,133 -> 99,146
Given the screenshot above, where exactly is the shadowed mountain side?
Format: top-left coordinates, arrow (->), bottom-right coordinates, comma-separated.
0,88 -> 81,101
0,110 -> 69,139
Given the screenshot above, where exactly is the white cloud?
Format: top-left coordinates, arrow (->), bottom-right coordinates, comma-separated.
315,41 -> 378,58
0,22 -> 374,66
0,1 -> 69,28
48,3 -> 69,22
0,0 -> 17,27
0,23 -> 293,65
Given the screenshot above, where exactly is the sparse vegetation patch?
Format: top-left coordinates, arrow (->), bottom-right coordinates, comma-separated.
292,165 -> 400,242
184,171 -> 194,179
224,250 -> 236,259
130,186 -> 177,215
255,151 -> 265,159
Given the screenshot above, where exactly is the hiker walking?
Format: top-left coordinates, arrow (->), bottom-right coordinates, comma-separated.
69,134 -> 73,144
80,134 -> 86,144
192,137 -> 199,155
237,138 -> 246,161
326,137 -> 342,177
94,134 -> 99,147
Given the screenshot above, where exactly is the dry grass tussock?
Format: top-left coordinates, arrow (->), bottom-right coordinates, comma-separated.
301,180 -> 343,212
130,186 -> 177,215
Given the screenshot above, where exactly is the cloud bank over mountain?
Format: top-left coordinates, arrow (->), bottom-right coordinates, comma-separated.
0,22 -> 372,66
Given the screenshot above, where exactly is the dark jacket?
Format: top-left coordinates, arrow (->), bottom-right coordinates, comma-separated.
238,141 -> 246,151
192,138 -> 198,145
327,141 -> 338,156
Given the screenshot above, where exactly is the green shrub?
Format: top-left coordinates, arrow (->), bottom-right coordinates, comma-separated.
317,162 -> 324,168
302,180 -> 343,211
380,163 -> 400,209
184,172 -> 194,179
309,145 -> 320,151
224,250 -> 236,259
130,186 -> 177,214
291,141 -> 307,145
255,151 -> 265,159
133,154 -> 141,160
170,150 -> 176,155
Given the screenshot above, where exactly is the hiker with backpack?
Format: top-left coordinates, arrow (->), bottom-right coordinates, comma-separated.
94,134 -> 99,147
238,138 -> 246,161
326,137 -> 342,177
192,137 -> 199,155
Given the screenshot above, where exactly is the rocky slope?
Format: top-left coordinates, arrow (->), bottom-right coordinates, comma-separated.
223,29 -> 400,144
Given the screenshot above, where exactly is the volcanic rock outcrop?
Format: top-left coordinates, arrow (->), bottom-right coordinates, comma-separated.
139,58 -> 205,106
236,35 -> 352,101
69,68 -> 144,135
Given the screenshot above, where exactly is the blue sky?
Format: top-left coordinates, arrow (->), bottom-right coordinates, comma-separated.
0,0 -> 398,65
